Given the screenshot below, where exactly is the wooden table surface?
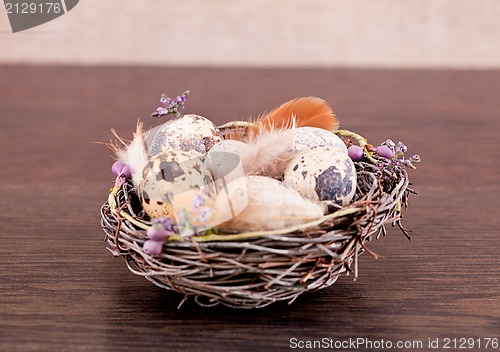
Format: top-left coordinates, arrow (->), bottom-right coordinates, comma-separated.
1,65 -> 499,352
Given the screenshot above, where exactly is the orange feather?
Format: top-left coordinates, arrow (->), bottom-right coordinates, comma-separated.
252,97 -> 339,134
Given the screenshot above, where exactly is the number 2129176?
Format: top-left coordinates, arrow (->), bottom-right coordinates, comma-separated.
443,337 -> 498,349
5,2 -> 62,14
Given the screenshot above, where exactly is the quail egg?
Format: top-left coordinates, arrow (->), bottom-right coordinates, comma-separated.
147,114 -> 223,157
138,151 -> 216,219
283,145 -> 357,207
290,127 -> 347,154
204,140 -> 249,179
204,140 -> 249,224
215,176 -> 324,232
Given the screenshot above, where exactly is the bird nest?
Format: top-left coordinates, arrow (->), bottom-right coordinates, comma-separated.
100,128 -> 416,309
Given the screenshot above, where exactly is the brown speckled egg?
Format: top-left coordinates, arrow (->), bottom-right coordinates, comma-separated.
148,114 -> 223,157
138,151 -> 216,219
283,146 -> 357,207
290,127 -> 347,154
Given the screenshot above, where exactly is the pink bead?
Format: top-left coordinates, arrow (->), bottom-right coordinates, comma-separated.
120,164 -> 132,179
111,161 -> 125,176
111,161 -> 132,179
348,145 -> 364,161
375,145 -> 394,159
142,240 -> 164,255
147,225 -> 172,241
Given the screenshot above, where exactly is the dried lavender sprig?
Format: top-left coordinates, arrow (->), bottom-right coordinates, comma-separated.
151,90 -> 190,118
375,140 -> 420,191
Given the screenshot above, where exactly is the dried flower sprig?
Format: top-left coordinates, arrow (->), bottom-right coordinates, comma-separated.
176,194 -> 214,238
375,139 -> 420,192
142,218 -> 176,255
151,90 -> 190,118
340,130 -> 420,193
142,193 -> 216,255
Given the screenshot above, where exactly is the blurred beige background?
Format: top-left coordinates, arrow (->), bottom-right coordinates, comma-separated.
1,0 -> 500,68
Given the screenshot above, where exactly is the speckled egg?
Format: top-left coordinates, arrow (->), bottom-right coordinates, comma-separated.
283,145 -> 357,207
204,140 -> 249,179
203,140 -> 248,222
138,151 -> 216,219
207,139 -> 249,157
148,114 -> 223,157
290,127 -> 347,154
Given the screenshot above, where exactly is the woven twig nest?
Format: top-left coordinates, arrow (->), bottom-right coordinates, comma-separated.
100,125 -> 416,309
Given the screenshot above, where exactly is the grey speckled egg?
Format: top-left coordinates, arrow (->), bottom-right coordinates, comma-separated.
283,145 -> 357,207
204,140 -> 249,179
138,151 -> 216,219
203,140 -> 249,222
207,139 -> 249,157
290,127 -> 347,154
148,114 -> 223,157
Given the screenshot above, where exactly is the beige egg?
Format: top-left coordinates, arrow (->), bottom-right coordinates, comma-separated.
148,114 -> 223,157
283,146 -> 357,207
290,127 -> 347,154
138,151 -> 216,220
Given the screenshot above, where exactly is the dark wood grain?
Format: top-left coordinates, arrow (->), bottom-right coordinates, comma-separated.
0,65 -> 499,352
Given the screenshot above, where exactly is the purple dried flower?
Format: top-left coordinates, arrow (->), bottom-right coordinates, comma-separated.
403,160 -> 415,168
397,142 -> 408,153
179,227 -> 192,238
152,217 -> 176,232
384,139 -> 396,151
190,194 -> 206,211
194,206 -> 213,225
152,90 -> 190,118
375,139 -> 420,192
160,94 -> 169,104
156,107 -> 169,115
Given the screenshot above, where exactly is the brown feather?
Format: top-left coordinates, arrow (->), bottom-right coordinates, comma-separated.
250,97 -> 339,135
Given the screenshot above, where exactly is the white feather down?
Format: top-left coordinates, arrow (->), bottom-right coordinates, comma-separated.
240,125 -> 296,177
116,121 -> 149,188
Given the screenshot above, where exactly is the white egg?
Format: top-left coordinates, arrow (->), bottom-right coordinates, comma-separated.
283,146 -> 357,207
138,151 -> 216,220
290,127 -> 347,154
147,114 -> 223,157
